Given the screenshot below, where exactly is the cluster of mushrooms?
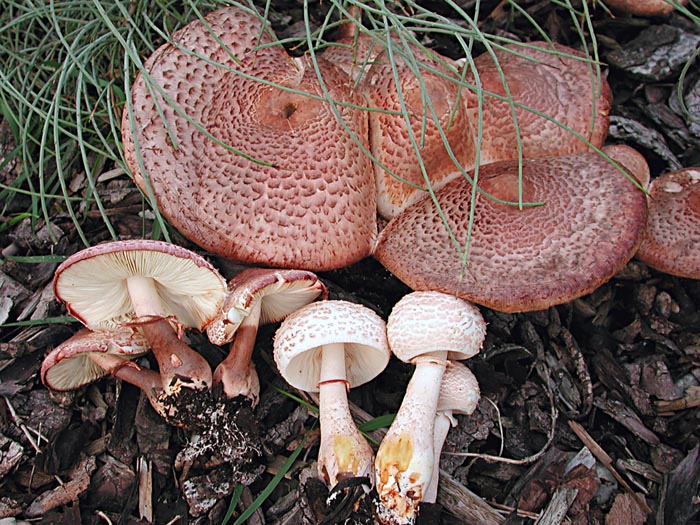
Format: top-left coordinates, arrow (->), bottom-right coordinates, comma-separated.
41,3 -> 699,524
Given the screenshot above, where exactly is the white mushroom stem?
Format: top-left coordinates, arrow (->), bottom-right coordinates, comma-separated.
88,352 -> 168,418
317,343 -> 374,489
375,351 -> 448,525
212,300 -> 262,405
126,275 -> 212,392
423,411 -> 456,504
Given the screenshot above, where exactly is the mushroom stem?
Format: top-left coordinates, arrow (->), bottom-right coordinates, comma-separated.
212,301 -> 262,405
126,275 -> 212,392
318,343 -> 374,488
423,411 -> 454,504
88,352 -> 168,418
375,351 -> 448,525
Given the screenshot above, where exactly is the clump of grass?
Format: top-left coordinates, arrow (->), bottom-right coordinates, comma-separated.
0,0 -> 231,246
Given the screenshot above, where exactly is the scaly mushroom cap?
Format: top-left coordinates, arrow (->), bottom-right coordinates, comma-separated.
437,361 -> 480,417
635,168 -> 700,278
321,32 -> 385,83
601,0 -> 688,16
363,43 -> 476,220
53,239 -> 226,330
207,268 -> 328,345
122,6 -> 375,271
387,291 -> 486,362
41,328 -> 149,391
373,147 -> 649,312
273,300 -> 390,392
462,42 -> 612,165
603,144 -> 651,189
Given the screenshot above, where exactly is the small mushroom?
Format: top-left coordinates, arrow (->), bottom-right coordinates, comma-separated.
373,146 -> 649,313
206,268 -> 328,405
461,41 -> 612,165
53,240 -> 226,395
374,291 -> 485,525
273,300 -> 390,489
122,6 -> 375,270
41,327 -> 171,418
423,361 -> 480,505
635,168 -> 700,278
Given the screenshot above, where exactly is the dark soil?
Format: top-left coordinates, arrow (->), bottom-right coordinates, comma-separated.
2,1 -> 700,524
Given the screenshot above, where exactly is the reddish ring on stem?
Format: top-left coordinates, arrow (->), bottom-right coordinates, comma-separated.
317,378 -> 351,392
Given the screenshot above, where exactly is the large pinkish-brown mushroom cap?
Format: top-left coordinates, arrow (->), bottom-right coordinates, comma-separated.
122,6 -> 375,271
462,42 -> 612,165
362,41 -> 476,220
373,146 -> 649,313
635,168 -> 700,278
601,0 -> 688,16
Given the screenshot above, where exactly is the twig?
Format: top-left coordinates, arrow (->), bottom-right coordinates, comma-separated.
568,420 -> 652,514
489,500 -> 541,519
3,395 -> 45,453
447,379 -> 559,466
138,456 -> 153,522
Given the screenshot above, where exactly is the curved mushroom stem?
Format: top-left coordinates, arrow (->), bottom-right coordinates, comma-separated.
126,275 -> 212,392
374,351 -> 448,525
212,301 -> 262,405
88,352 -> 169,419
423,410 -> 455,504
318,343 -> 374,489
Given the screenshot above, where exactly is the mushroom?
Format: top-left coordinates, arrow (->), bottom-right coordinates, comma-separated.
600,0 -> 688,16
373,146 -> 649,313
361,40 -> 475,220
206,268 -> 328,405
321,31 -> 384,84
53,240 -> 226,396
122,5 -> 375,271
41,327 -> 171,418
423,361 -> 480,505
273,300 -> 390,489
635,168 -> 700,278
461,41 -> 612,166
375,291 -> 485,525
602,144 -> 651,189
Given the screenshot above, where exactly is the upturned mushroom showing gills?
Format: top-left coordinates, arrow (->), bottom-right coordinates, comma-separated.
122,5 -> 375,271
41,327 -> 171,419
206,268 -> 328,405
273,300 -> 390,490
373,146 -> 649,313
375,291 -> 486,525
635,168 -> 700,279
53,240 -> 226,406
461,42 -> 612,166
